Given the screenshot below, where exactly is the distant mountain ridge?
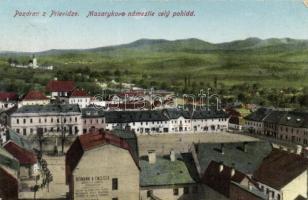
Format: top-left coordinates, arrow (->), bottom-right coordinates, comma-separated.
1,37 -> 308,56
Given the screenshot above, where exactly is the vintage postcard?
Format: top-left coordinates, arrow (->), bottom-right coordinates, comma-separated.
0,0 -> 308,200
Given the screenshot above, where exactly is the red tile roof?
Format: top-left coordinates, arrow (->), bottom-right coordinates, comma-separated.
0,92 -> 18,101
225,108 -> 241,117
65,131 -> 139,184
0,167 -> 18,199
46,80 -> 75,92
70,89 -> 89,97
3,141 -> 37,165
253,149 -> 308,190
23,90 -> 48,100
202,161 -> 249,198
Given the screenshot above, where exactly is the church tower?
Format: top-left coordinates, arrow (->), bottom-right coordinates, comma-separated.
32,54 -> 38,68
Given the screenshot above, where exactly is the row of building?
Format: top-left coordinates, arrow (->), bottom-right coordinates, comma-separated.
244,108 -> 308,146
65,129 -> 308,200
0,79 -> 176,111
6,104 -> 229,137
0,127 -> 39,200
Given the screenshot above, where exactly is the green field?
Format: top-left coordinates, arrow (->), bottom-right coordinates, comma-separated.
1,37 -> 308,107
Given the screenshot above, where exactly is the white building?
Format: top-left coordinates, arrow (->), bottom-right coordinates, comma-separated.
10,55 -> 53,70
10,104 -> 82,136
66,131 -> 140,200
104,109 -> 229,135
67,89 -> 91,108
46,79 -> 76,99
244,108 -> 272,134
253,148 -> 308,200
19,90 -> 50,107
0,92 -> 18,111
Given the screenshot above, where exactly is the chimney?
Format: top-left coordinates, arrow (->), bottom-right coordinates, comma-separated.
148,150 -> 156,164
296,145 -> 302,155
170,149 -> 176,162
219,163 -> 224,172
231,163 -> 236,177
230,168 -> 235,177
268,191 -> 274,200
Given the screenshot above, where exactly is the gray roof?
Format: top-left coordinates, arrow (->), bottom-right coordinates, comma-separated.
13,104 -> 81,115
247,109 -> 308,128
111,129 -> 139,158
104,110 -> 168,123
104,108 -> 229,123
244,108 -> 272,122
140,153 -> 199,187
279,111 -> 308,128
195,141 -> 272,175
0,146 -> 19,172
6,128 -> 32,150
162,108 -> 229,120
263,111 -> 286,124
81,107 -> 105,118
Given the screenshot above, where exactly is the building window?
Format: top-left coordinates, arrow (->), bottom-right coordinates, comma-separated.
112,178 -> 118,190
184,187 -> 189,194
30,118 -> 33,123
23,119 -> 26,124
173,188 -> 179,196
147,190 -> 153,197
16,119 -> 19,124
39,118 -> 41,123
75,117 -> 77,122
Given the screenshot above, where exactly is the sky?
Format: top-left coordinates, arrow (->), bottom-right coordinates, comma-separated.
0,0 -> 308,52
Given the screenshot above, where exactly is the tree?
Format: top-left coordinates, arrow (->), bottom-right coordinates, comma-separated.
114,69 -> 121,76
7,58 -> 12,64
